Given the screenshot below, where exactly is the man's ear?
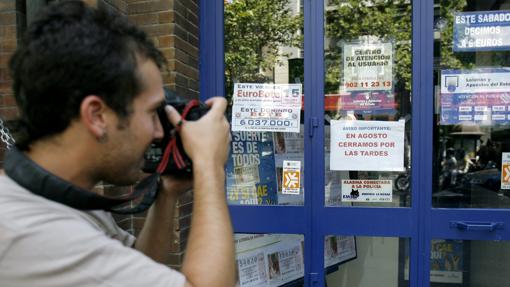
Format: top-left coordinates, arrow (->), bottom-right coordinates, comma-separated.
80,95 -> 108,139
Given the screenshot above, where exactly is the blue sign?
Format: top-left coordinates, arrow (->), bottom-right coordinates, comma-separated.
453,11 -> 510,51
440,68 -> 510,125
225,131 -> 278,205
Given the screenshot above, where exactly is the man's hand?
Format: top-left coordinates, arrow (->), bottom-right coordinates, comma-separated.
165,97 -> 230,168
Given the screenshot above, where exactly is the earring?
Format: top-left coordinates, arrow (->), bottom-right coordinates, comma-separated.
97,132 -> 108,143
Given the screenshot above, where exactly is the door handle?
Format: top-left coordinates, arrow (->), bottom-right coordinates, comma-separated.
449,221 -> 504,231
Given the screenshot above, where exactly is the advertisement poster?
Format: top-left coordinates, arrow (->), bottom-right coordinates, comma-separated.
329,120 -> 405,171
330,92 -> 396,115
232,83 -> 302,133
502,152 -> 510,189
324,236 -> 357,268
453,11 -> 510,51
226,131 -> 278,205
343,41 -> 393,92
430,240 -> 464,284
341,179 -> 393,202
282,160 -> 301,195
235,234 -> 304,287
440,68 -> 510,125
274,125 -> 305,205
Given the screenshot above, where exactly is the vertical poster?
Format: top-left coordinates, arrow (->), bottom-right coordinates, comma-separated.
430,240 -> 464,284
338,39 -> 395,115
502,152 -> 510,190
226,131 -> 278,205
231,83 -> 302,133
440,68 -> 510,125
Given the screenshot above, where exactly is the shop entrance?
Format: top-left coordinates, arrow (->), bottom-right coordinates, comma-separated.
200,0 -> 510,286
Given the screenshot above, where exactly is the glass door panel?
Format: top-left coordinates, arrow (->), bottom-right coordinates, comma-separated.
324,0 -> 413,208
429,239 -> 510,287
326,236 -> 410,287
223,0 -> 305,206
433,0 -> 510,208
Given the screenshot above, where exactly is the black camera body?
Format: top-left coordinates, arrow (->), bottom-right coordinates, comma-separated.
142,88 -> 209,175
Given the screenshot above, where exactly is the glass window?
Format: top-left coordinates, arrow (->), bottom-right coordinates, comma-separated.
324,0 -> 413,208
326,236 -> 410,287
224,0 -> 305,206
433,0 -> 510,208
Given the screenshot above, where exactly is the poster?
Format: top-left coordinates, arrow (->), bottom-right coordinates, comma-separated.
274,125 -> 305,205
453,11 -> 510,52
232,83 -> 302,133
440,68 -> 510,125
430,240 -> 464,284
343,41 -> 393,92
502,152 -> 510,189
282,160 -> 301,195
226,131 -> 278,205
234,234 -> 304,287
329,120 -> 405,171
324,236 -> 357,268
341,179 -> 393,202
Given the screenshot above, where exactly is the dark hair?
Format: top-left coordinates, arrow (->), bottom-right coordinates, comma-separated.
9,0 -> 166,150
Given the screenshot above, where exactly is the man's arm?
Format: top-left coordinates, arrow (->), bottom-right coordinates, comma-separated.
166,97 -> 235,287
134,177 -> 192,263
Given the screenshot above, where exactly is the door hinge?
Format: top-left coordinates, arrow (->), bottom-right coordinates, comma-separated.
309,117 -> 318,138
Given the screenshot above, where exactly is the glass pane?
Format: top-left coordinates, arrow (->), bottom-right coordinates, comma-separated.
326,236 -> 409,287
433,0 -> 510,208
324,0 -> 413,207
224,0 -> 305,206
429,239 -> 510,286
235,233 -> 304,286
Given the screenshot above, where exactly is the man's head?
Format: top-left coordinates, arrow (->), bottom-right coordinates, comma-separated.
9,0 -> 166,150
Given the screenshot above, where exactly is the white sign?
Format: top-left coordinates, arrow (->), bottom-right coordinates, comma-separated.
232,83 -> 302,133
282,160 -> 301,195
502,153 -> 510,189
341,179 -> 393,202
330,120 -> 405,171
343,41 -> 393,92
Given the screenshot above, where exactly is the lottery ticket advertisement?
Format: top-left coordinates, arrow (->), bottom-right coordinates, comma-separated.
440,68 -> 510,125
231,83 -> 302,133
501,152 -> 510,189
453,11 -> 510,52
225,131 -> 278,205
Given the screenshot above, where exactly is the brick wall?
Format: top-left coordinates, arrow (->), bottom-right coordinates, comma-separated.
0,0 -> 200,270
0,0 -> 23,158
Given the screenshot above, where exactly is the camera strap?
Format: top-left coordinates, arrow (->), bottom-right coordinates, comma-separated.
4,146 -> 161,214
156,99 -> 200,173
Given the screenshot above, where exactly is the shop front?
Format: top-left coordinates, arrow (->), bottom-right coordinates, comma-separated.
201,0 -> 510,286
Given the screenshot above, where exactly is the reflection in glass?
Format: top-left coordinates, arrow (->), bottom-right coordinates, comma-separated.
326,236 -> 409,287
433,0 -> 510,208
429,240 -> 510,286
324,0 -> 413,208
223,0 -> 304,206
234,233 -> 304,287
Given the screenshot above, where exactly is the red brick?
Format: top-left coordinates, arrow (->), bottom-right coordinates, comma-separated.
128,13 -> 159,25
158,11 -> 173,23
158,35 -> 174,48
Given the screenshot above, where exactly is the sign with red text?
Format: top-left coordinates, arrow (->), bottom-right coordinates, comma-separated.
330,120 -> 405,171
343,41 -> 393,92
341,179 -> 393,202
232,83 -> 302,133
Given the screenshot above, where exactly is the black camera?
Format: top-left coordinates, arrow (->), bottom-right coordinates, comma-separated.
142,88 -> 209,175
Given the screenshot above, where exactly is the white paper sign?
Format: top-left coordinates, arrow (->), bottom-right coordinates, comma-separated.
282,160 -> 301,195
341,179 -> 393,202
343,41 -> 393,92
330,120 -> 405,171
232,83 -> 302,133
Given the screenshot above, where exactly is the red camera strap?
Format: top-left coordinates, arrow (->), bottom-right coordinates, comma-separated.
156,100 -> 200,174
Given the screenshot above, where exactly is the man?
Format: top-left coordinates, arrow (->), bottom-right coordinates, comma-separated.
0,1 -> 235,286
